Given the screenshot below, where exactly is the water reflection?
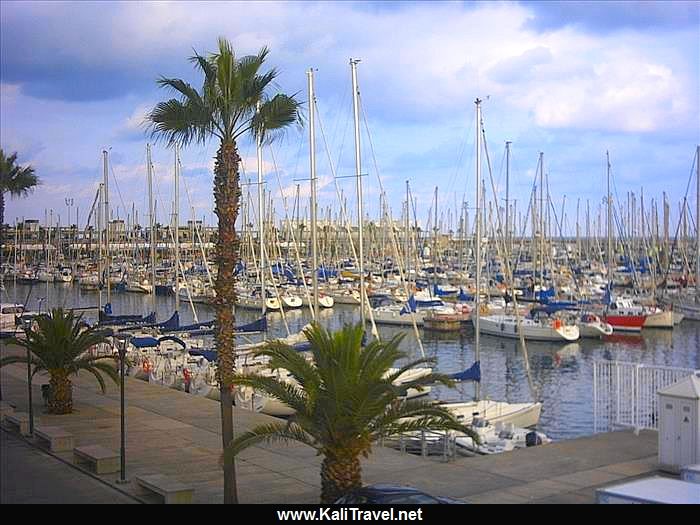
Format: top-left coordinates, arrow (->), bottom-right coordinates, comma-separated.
4,282 -> 699,440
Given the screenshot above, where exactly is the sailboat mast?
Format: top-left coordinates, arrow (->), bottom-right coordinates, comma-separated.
97,183 -> 103,311
505,141 -> 511,256
586,199 -> 591,261
696,145 -> 700,300
539,152 -> 544,294
103,150 -> 111,304
147,144 -> 156,311
405,181 -> 410,283
256,101 -> 266,317
607,151 -> 613,286
474,98 -> 482,401
433,186 -> 438,293
350,58 -> 365,326
307,68 -> 319,320
174,143 -> 180,313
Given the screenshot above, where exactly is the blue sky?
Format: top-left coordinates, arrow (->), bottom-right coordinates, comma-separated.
1,0 -> 699,235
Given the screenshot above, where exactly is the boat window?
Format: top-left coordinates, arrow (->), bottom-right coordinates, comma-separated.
2,306 -> 24,314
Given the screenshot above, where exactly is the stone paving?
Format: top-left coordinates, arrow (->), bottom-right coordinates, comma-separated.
1,429 -> 137,504
0,355 -> 662,504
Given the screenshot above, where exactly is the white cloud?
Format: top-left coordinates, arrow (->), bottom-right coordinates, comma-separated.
2,1 -> 698,228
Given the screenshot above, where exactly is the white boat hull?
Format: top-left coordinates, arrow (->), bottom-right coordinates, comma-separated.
578,321 -> 614,338
442,400 -> 542,429
477,315 -> 579,341
301,294 -> 335,308
281,295 -> 303,309
369,308 -> 425,326
235,296 -> 281,311
643,310 -> 674,329
331,292 -> 361,305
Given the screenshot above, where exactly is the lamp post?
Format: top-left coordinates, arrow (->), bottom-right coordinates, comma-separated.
22,317 -> 35,436
114,334 -> 131,484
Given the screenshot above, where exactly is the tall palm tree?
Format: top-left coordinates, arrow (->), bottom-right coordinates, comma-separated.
147,37 -> 302,504
0,149 -> 39,227
1,308 -> 118,414
0,149 -> 39,257
225,323 -> 477,503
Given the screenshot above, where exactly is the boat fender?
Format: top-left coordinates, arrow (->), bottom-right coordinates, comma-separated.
525,431 -> 543,447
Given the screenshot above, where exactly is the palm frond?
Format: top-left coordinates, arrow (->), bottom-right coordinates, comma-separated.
246,93 -> 303,144
80,361 -> 119,392
81,365 -> 107,393
0,355 -> 40,369
148,38 -> 300,148
188,51 -> 217,84
378,416 -> 475,440
232,373 -> 309,416
224,421 -> 318,463
252,340 -> 321,395
147,98 -> 214,146
0,149 -> 39,196
383,356 -> 436,385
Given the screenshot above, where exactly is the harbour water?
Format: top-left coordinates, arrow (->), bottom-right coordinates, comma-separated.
3,280 -> 700,441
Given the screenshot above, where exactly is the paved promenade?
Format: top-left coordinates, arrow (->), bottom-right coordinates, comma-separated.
0,355 -> 662,504
1,428 -> 137,504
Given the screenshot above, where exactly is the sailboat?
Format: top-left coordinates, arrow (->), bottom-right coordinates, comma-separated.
443,98 -> 542,429
600,152 -> 647,332
478,313 -> 579,341
235,63 -> 432,415
671,145 -> 700,320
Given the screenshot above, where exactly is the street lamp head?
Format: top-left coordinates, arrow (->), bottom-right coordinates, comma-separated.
114,334 -> 132,359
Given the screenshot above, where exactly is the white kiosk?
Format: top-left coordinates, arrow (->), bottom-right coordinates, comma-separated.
658,373 -> 700,473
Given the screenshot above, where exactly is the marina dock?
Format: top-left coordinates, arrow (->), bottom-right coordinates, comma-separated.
1,354 -> 660,504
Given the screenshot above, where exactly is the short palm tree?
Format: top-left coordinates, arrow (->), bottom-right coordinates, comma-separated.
147,37 -> 302,504
225,323 -> 477,503
0,308 -> 118,414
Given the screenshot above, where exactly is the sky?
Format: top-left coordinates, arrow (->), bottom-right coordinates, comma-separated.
1,0 -> 699,236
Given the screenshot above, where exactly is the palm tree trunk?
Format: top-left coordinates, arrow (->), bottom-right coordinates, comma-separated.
49,369 -> 73,414
213,140 -> 241,504
320,454 -> 362,503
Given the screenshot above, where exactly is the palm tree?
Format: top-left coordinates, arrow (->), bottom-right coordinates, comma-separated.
147,37 -> 302,504
1,308 -> 118,414
0,149 -> 39,227
0,149 -> 39,262
225,323 -> 477,503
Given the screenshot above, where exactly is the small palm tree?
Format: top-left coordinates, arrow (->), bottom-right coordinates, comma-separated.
0,308 -> 118,414
148,37 -> 302,504
0,149 -> 39,227
225,323 -> 476,503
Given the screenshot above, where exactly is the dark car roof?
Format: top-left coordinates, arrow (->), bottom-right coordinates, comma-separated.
359,484 -> 426,494
336,484 -> 466,504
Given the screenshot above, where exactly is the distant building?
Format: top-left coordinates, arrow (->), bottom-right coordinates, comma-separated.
23,219 -> 40,233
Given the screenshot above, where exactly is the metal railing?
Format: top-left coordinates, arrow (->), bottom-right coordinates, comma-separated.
593,360 -> 698,432
384,430 -> 458,462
